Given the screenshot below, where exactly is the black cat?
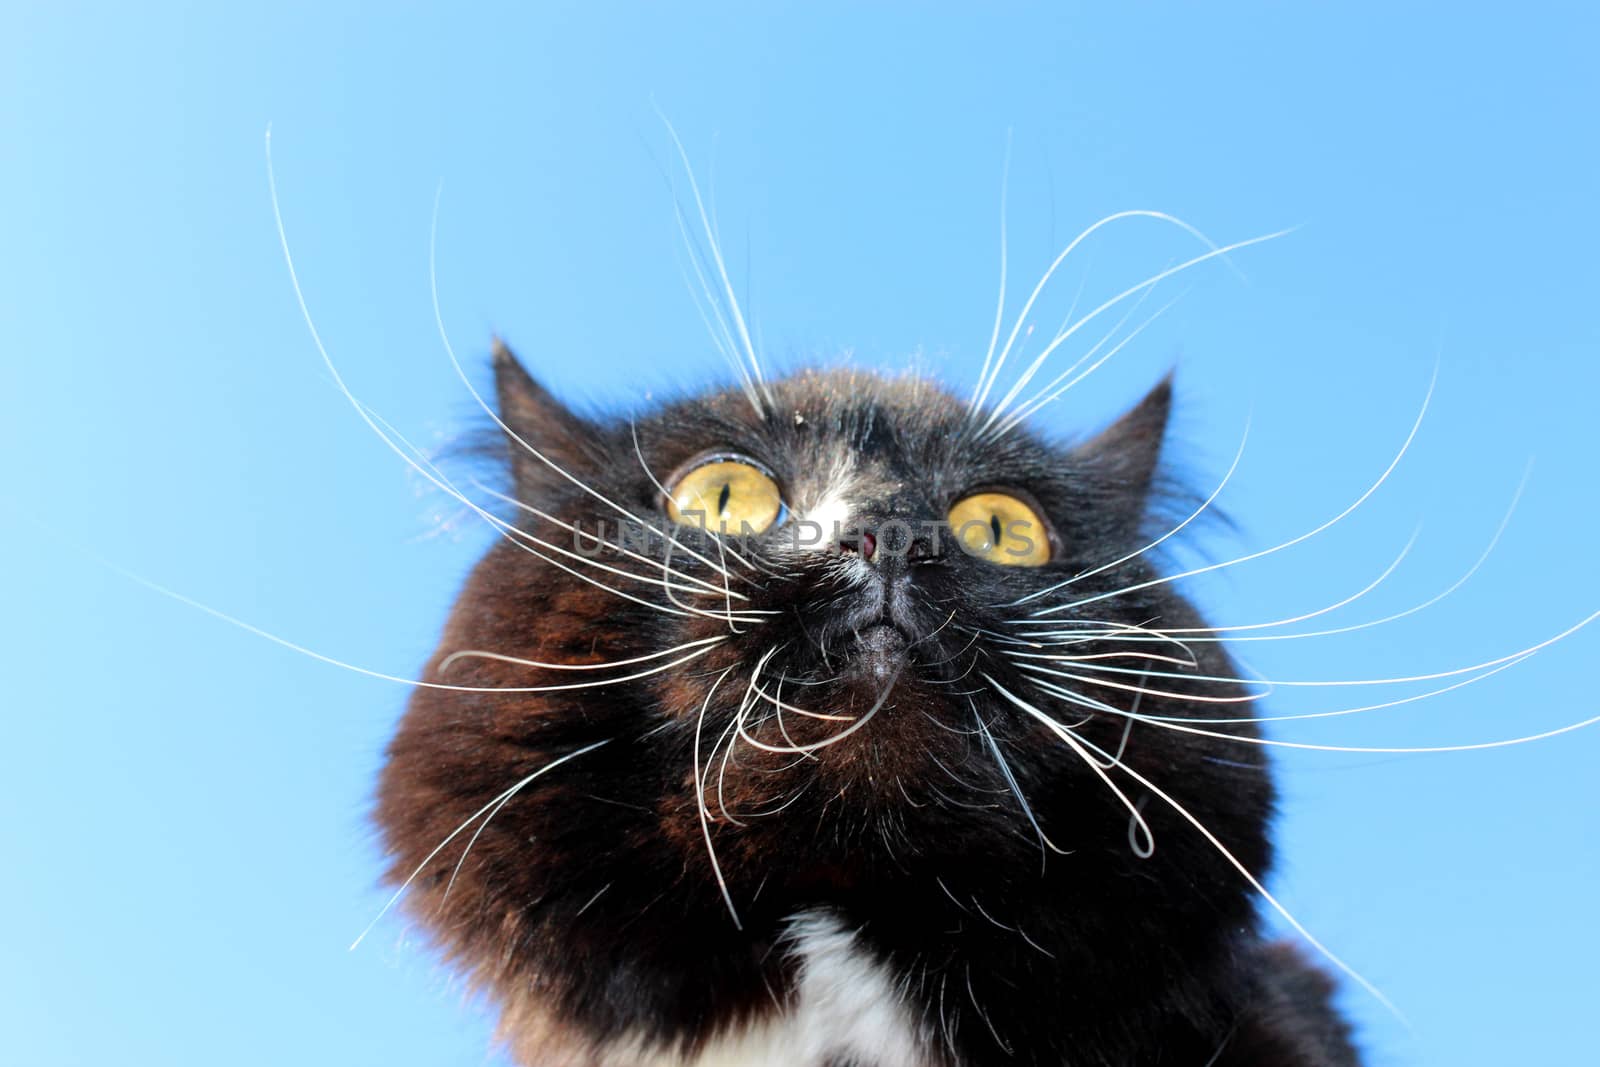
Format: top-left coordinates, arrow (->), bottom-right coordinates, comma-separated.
376,342 -> 1360,1066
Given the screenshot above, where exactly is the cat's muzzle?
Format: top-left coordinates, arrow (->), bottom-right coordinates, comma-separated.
851,621 -> 910,683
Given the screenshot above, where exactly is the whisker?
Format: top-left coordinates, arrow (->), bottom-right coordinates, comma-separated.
1005,415 -> 1250,608
1025,360 -> 1438,618
713,698 -> 750,827
768,671 -> 817,761
747,682 -> 857,722
385,420 -> 746,627
477,476 -> 748,596
657,109 -> 770,415
628,421 -> 776,580
1011,604 -> 1600,691
350,739 -> 611,951
671,201 -> 761,414
438,636 -> 725,674
353,403 -> 707,618
1011,660 -> 1270,705
272,149 -> 745,631
435,641 -> 727,693
1037,461 -> 1531,648
90,548 -> 725,696
972,701 -> 1070,861
468,481 -> 759,610
991,288 -> 1187,438
270,134 -> 529,564
428,209 -> 753,588
992,616 -> 1201,665
969,209 -> 1232,421
736,663 -> 904,756
975,227 -> 1286,438
693,666 -> 744,929
982,229 -> 1159,429
982,674 -> 1154,857
985,673 -> 1401,1017
1149,656 -> 1531,726
1062,720 -> 1403,1020
1024,674 -> 1600,755
1086,669 -> 1148,771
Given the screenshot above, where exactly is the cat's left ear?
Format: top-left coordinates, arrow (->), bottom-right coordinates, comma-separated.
492,339 -> 602,501
1072,375 -> 1172,504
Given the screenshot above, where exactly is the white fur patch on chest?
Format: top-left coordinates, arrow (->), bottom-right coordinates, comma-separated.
599,911 -> 932,1067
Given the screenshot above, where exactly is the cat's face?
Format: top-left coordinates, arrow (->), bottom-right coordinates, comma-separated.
376,345 -> 1275,1046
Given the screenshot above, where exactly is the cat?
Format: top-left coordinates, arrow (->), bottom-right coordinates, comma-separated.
374,339 -> 1365,1067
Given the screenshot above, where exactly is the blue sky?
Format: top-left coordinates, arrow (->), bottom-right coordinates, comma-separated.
3,3 -> 1597,1064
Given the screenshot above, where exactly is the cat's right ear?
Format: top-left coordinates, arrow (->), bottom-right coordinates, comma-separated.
492,339 -> 601,502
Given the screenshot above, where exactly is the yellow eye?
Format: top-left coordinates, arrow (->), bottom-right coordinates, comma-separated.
664,458 -> 785,535
947,492 -> 1051,566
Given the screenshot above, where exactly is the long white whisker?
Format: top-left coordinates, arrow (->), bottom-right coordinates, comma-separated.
628,421 -> 767,577
736,665 -> 904,756
1013,522 -> 1418,641
460,480 -> 773,625
1027,360 -> 1439,617
972,701 -> 1070,860
274,144 -> 743,631
1010,418 -> 1251,612
1017,462 -> 1527,650
471,484 -> 754,607
694,666 -> 745,928
714,696 -> 751,827
436,642 -> 727,693
350,739 -> 610,950
85,543 -> 720,695
982,675 -> 1154,857
1024,673 -> 1600,754
379,410 -> 767,628
657,110 -> 768,413
474,474 -> 746,595
1062,720 -> 1402,1020
427,194 -> 753,586
671,193 -> 764,414
1014,603 -> 1600,691
987,272 -> 1169,437
990,617 -> 1201,664
270,133 -> 518,559
1122,462 -> 1531,645
747,682 -> 857,722
1022,660 -> 1514,725
1012,660 -> 1270,704
992,289 -> 1186,438
438,637 -> 726,674
976,227 -> 1286,437
970,209 -> 1228,419
353,400 -> 747,623
1091,675 -> 1145,771
1147,656 -> 1528,725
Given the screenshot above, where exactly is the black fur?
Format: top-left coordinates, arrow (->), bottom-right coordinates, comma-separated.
376,344 -> 1362,1066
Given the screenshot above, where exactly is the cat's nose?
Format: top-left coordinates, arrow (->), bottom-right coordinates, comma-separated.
835,519 -> 942,565
836,529 -> 878,561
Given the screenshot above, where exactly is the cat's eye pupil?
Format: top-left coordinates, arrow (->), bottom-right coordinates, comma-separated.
717,481 -> 731,516
989,514 -> 1002,547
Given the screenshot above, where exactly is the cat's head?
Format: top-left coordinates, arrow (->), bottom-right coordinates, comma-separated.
376,342 -> 1272,1035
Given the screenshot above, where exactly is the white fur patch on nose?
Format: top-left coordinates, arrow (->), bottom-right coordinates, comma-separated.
793,489 -> 852,550
788,454 -> 857,553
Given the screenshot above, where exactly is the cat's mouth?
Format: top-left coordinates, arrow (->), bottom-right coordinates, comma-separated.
849,622 -> 910,684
